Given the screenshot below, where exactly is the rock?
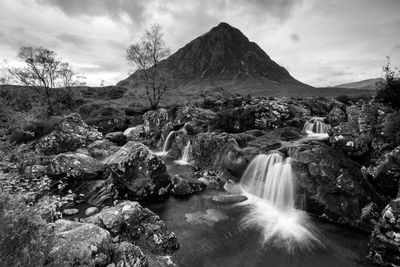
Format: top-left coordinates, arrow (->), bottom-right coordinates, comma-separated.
85,207 -> 99,216
79,104 -> 127,134
247,127 -> 302,153
212,195 -> 248,203
85,201 -> 179,254
87,139 -> 120,159
143,108 -> 170,135
368,198 -> 400,266
170,175 -> 206,196
327,106 -> 347,127
123,125 -> 148,142
51,220 -> 112,266
104,142 -> 170,200
105,131 -> 126,146
47,152 -> 104,180
243,99 -> 291,129
363,146 -> 400,199
36,113 -> 102,155
358,202 -> 380,230
175,106 -> 217,130
286,141 -> 371,229
62,208 -> 79,216
114,242 -> 148,267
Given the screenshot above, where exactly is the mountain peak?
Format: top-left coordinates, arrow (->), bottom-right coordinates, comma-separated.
118,23 -> 311,96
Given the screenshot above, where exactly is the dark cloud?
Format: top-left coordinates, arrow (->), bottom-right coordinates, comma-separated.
56,33 -> 89,46
290,33 -> 300,43
35,0 -> 147,24
0,26 -> 54,50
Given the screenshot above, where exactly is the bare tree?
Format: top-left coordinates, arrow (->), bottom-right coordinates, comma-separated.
4,46 -> 84,115
126,24 -> 170,109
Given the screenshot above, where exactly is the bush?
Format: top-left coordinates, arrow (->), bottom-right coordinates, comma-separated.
0,193 -> 54,266
336,94 -> 373,105
209,108 -> 255,133
376,58 -> 400,108
8,130 -> 35,144
24,116 -> 62,138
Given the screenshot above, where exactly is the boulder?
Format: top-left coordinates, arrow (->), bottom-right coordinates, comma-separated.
47,152 -> 104,180
124,125 -> 148,142
175,106 -> 217,130
363,146 -> 400,199
368,198 -> 400,266
243,99 -> 291,129
114,242 -> 148,267
51,220 -> 112,266
104,142 -> 170,200
170,175 -> 206,196
85,207 -> 99,216
105,131 -> 126,146
85,201 -> 179,254
36,113 -> 102,155
327,106 -> 347,127
143,108 -> 170,135
286,141 -> 372,229
79,104 -> 127,134
87,139 -> 120,159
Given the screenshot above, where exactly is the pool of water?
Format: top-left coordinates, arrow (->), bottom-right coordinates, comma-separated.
147,189 -> 372,267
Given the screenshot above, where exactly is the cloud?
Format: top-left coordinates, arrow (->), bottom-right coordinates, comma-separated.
290,33 -> 300,43
56,33 -> 89,46
35,0 -> 147,24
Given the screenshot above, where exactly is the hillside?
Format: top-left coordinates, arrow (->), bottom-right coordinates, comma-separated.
334,78 -> 382,90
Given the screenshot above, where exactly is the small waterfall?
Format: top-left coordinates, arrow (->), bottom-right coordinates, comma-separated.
236,152 -> 321,251
239,153 -> 295,208
163,131 -> 176,152
175,141 -> 192,165
303,117 -> 331,137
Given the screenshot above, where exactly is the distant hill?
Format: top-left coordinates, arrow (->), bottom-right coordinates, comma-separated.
119,22 -> 365,99
334,78 -> 382,90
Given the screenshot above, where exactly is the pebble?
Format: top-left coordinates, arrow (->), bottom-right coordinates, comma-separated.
62,208 -> 79,216
85,207 -> 99,216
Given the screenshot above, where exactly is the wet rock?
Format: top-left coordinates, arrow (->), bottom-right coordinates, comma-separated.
287,141 -> 371,229
247,127 -> 302,153
185,209 -> 228,226
36,113 -> 102,155
243,99 -> 291,129
105,131 -> 126,146
114,242 -> 148,267
358,202 -> 380,230
47,152 -> 104,180
85,201 -> 179,254
124,125 -> 148,142
143,108 -> 170,135
62,208 -> 79,216
51,220 -> 112,266
368,198 -> 400,266
87,139 -> 120,159
170,175 -> 206,196
104,141 -> 170,200
175,106 -> 216,130
212,195 -> 248,203
85,207 -> 99,216
363,146 -> 400,199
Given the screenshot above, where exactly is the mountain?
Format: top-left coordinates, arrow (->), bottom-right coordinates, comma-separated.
334,78 -> 382,90
117,22 -> 374,100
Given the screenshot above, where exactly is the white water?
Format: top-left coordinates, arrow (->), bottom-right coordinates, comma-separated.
175,141 -> 192,165
154,131 -> 176,156
235,153 -> 321,252
303,117 -> 331,138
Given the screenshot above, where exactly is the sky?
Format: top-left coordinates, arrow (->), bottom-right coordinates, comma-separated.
0,0 -> 399,87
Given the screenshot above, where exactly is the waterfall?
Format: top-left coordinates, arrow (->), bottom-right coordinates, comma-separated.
175,141 -> 192,165
303,117 -> 331,137
236,152 -> 321,251
239,153 -> 295,208
163,131 -> 176,152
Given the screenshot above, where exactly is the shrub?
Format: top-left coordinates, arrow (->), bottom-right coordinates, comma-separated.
0,192 -> 54,266
8,130 -> 35,144
376,57 -> 400,108
336,94 -> 373,105
24,116 -> 62,138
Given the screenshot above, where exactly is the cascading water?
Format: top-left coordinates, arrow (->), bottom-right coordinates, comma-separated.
237,152 -> 321,251
163,131 -> 176,152
240,153 -> 294,208
175,141 -> 192,165
303,117 -> 331,138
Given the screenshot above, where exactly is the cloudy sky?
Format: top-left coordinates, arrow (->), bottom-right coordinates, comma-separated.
0,0 -> 399,87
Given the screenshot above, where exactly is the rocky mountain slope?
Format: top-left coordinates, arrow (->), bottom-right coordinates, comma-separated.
118,22 -> 368,99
